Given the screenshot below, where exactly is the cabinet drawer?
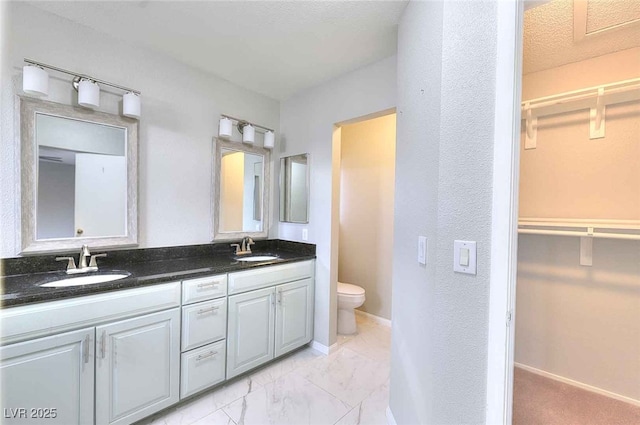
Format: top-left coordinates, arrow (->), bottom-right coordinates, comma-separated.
182,274 -> 227,305
180,341 -> 226,399
228,260 -> 314,294
181,298 -> 227,352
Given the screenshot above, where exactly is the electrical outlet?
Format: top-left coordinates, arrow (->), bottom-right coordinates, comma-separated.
302,228 -> 308,241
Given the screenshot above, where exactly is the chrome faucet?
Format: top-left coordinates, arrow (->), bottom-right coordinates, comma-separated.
230,237 -> 255,255
56,245 -> 108,274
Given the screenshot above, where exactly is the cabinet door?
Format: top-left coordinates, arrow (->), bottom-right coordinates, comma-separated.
275,278 -> 314,357
0,327 -> 94,425
95,308 -> 180,425
227,287 -> 275,379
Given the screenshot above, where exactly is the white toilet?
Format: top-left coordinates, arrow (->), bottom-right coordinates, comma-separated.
337,282 -> 366,335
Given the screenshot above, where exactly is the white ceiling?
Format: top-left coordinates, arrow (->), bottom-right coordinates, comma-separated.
523,0 -> 640,74
27,0 -> 408,100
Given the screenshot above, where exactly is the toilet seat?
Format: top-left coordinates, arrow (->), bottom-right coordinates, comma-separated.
338,282 -> 365,296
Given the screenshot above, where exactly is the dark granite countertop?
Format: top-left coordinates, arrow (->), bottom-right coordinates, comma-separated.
0,240 -> 315,308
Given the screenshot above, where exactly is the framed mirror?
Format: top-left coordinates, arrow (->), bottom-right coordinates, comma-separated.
20,97 -> 138,254
212,138 -> 270,241
279,153 -> 309,223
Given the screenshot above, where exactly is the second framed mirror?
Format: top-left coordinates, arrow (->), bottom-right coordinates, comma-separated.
212,138 -> 270,241
279,153 -> 309,223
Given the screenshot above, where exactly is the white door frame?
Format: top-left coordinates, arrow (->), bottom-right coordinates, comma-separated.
485,1 -> 524,424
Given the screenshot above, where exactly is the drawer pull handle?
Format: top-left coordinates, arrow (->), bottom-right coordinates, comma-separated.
196,351 -> 218,361
197,282 -> 220,289
197,306 -> 219,315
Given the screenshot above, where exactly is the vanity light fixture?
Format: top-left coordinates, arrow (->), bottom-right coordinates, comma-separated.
240,122 -> 255,144
263,130 -> 275,149
218,117 -> 233,138
219,114 -> 275,148
123,92 -> 141,118
77,78 -> 100,109
22,58 -> 142,118
22,64 -> 49,96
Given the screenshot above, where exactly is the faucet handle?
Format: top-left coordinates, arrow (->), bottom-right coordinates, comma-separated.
230,243 -> 241,255
56,257 -> 77,271
89,253 -> 107,268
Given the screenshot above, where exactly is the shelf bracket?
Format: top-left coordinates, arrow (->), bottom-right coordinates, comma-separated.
580,228 -> 594,267
524,103 -> 537,149
589,88 -> 605,139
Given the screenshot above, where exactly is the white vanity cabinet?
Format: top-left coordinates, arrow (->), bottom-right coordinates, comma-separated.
0,282 -> 182,425
179,274 -> 228,399
226,260 -> 314,379
0,327 -> 95,425
95,309 -> 180,425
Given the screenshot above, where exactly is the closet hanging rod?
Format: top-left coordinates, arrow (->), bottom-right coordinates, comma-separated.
518,229 -> 640,241
521,77 -> 640,118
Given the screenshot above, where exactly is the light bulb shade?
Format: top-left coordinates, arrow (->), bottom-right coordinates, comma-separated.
23,65 -> 49,96
242,124 -> 255,144
263,130 -> 275,149
219,117 -> 233,138
123,92 -> 141,118
78,79 -> 100,108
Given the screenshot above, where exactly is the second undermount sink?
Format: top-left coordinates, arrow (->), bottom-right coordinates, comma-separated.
235,255 -> 279,262
40,273 -> 130,288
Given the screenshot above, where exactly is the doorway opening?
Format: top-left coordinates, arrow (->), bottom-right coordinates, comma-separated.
331,111 -> 396,336
511,1 -> 640,424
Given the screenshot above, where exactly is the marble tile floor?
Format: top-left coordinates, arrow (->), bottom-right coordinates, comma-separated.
137,313 -> 391,425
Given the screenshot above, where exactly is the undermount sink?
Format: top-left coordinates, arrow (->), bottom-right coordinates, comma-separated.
40,273 -> 130,288
235,255 -> 279,262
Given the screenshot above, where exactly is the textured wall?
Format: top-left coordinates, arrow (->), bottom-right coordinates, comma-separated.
279,56 -> 396,347
1,3 -> 279,258
338,113 -> 396,320
391,1 -> 498,423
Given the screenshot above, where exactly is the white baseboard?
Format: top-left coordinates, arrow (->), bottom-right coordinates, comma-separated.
385,406 -> 397,425
355,309 -> 391,327
310,340 -> 339,355
515,362 -> 640,407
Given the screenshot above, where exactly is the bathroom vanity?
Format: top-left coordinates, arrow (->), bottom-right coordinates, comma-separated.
0,241 -> 315,425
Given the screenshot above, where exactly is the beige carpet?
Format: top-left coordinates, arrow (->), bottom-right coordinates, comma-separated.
513,367 -> 640,425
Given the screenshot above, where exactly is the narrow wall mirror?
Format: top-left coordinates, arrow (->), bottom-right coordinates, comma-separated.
279,153 -> 309,223
20,97 -> 138,254
212,138 -> 270,241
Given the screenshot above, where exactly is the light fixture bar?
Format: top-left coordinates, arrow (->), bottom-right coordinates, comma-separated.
220,114 -> 273,133
24,58 -> 141,95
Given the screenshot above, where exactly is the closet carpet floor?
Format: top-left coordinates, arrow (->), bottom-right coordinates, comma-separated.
513,367 -> 640,425
137,313 -> 390,425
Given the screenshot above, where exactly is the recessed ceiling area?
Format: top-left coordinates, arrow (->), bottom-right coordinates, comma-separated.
524,0 -> 640,74
26,1 -> 408,100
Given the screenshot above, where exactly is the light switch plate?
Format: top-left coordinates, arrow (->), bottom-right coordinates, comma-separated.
454,240 -> 477,275
418,236 -> 427,265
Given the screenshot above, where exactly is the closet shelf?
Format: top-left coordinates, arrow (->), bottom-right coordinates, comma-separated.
520,77 -> 640,148
518,218 -> 640,241
521,77 -> 640,117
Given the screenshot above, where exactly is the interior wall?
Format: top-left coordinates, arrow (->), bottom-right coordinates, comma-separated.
220,152 -> 244,232
516,47 -> 640,402
37,161 -> 75,239
519,48 -> 640,220
338,113 -> 396,320
279,56 -> 396,348
390,1 -> 499,423
0,3 -> 279,258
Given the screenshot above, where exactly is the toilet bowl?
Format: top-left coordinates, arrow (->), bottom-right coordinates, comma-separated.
337,282 -> 366,335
